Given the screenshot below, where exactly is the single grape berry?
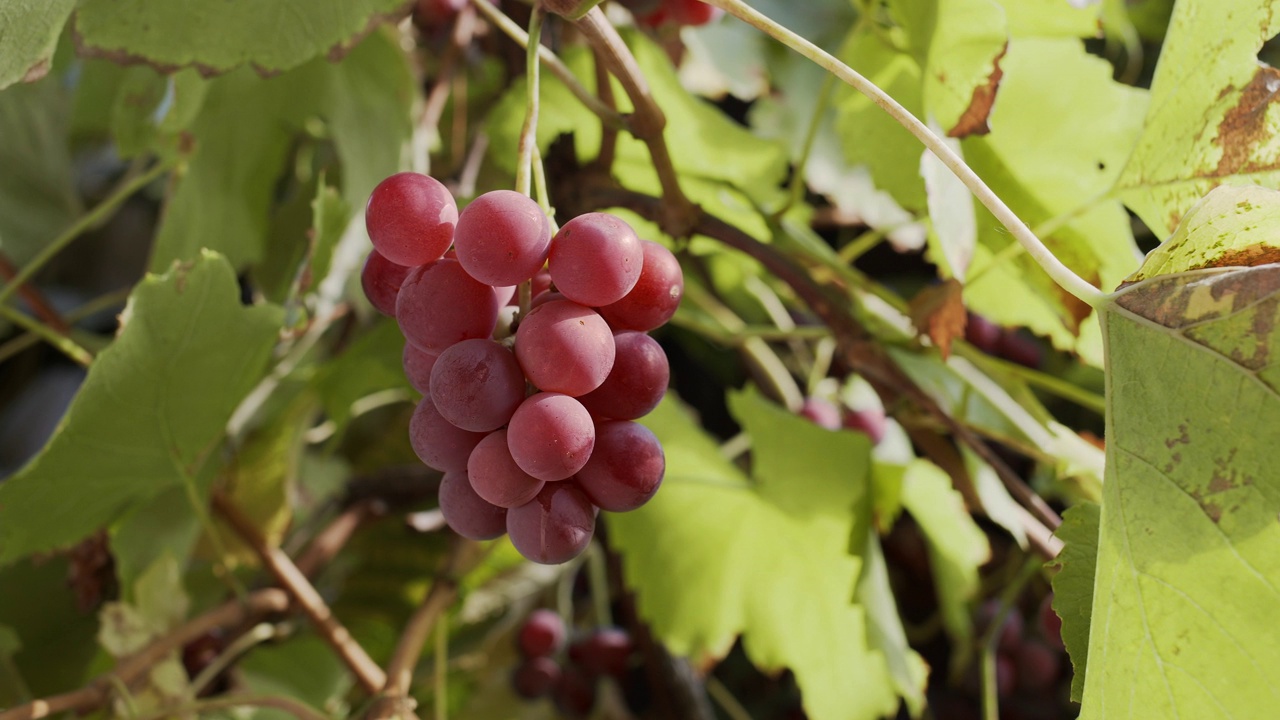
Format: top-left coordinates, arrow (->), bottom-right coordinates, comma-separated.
577,332 -> 669,420
549,213 -> 643,307
402,343 -> 437,395
507,393 -> 597,482
361,250 -> 412,316
365,172 -> 457,267
397,259 -> 500,355
1039,593 -> 1064,650
574,421 -> 664,512
567,627 -> 633,679
668,0 -> 723,25
410,398 -> 487,473
507,482 -> 596,565
468,429 -> 546,508
512,656 -> 561,699
596,240 -> 683,332
843,407 -> 887,445
798,396 -> 841,430
453,190 -> 551,287
514,300 -> 616,397
518,609 -> 566,658
1014,640 -> 1061,693
964,313 -> 1001,353
438,471 -> 507,540
552,665 -> 597,718
429,339 -> 526,432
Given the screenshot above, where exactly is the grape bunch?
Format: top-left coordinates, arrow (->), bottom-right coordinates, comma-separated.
511,609 -> 639,718
618,0 -> 724,28
360,172 -> 682,564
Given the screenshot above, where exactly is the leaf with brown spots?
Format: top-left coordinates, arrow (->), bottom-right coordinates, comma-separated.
909,279 -> 967,359
1116,0 -> 1280,237
1074,211 -> 1280,715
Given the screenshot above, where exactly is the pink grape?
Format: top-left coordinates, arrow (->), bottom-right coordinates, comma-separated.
531,290 -> 567,309
1014,640 -> 1061,692
596,241 -> 682,332
402,343 -> 437,394
360,250 -> 412,316
438,470 -> 507,540
396,258 -> 500,354
548,213 -> 643,307
843,407 -> 887,445
365,172 -> 457,267
552,665 -> 596,717
573,421 -> 663,512
453,190 -> 551,286
494,284 -> 516,306
577,332 -> 668,420
518,609 -> 566,658
507,482 -> 596,565
468,429 -> 545,508
799,397 -> 841,430
514,300 -> 615,396
409,397 -> 486,473
669,0 -> 723,25
507,393 -> 596,482
429,339 -> 525,432
512,656 -> 561,699
567,627 -> 633,679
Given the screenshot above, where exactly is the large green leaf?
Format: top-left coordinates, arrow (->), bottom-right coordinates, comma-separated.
1048,502 -> 1099,702
73,0 -> 407,77
0,252 -> 283,564
1079,186 -> 1280,717
1116,0 -> 1280,236
0,77 -> 79,266
151,28 -> 411,270
0,0 -> 76,88
609,390 -> 900,720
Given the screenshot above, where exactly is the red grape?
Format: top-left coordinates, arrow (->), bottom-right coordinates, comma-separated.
507,393 -> 596,482
531,290 -> 567,309
978,600 -> 1024,655
468,429 -> 546,508
996,330 -> 1043,369
397,259 -> 500,354
402,343 -> 437,394
996,654 -> 1017,698
668,0 -> 723,25
507,482 -> 596,564
799,397 -> 841,430
1039,593 -> 1064,649
365,172 -> 457,267
843,407 -> 887,445
453,190 -> 551,287
512,656 -> 561,699
573,421 -> 664,512
552,665 -> 596,718
965,313 -> 1001,353
438,470 -> 507,540
514,300 -> 615,397
596,241 -> 682,332
577,332 -> 668,420
360,250 -> 412,316
567,627 -> 633,678
1014,640 -> 1061,693
410,397 -> 487,473
518,609 -> 566,658
429,339 -> 526,432
549,213 -> 643,307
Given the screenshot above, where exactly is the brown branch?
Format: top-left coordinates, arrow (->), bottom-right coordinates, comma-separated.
212,493 -> 388,693
569,7 -> 698,236
568,183 -> 1062,548
0,589 -> 289,720
0,251 -> 70,334
421,3 -> 479,138
294,500 -> 381,578
592,46 -> 618,171
365,539 -> 484,719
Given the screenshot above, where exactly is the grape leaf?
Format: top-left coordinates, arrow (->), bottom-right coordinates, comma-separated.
0,558 -> 100,696
855,527 -> 929,717
0,0 -> 76,88
1078,187 -> 1280,717
111,485 -> 205,599
610,390 -> 900,720
1001,0 -> 1100,38
900,458 -> 990,645
0,78 -> 80,267
312,320 -> 412,435
151,28 -> 411,270
1115,0 -> 1280,236
73,0 -> 407,77
1047,501 -> 1100,702
0,252 -> 284,564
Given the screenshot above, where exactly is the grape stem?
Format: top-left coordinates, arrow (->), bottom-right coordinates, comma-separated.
0,250 -> 69,333
0,589 -> 290,720
211,493 -> 390,694
0,303 -> 93,367
468,0 -> 626,130
515,7 -> 545,198
702,0 -> 1106,308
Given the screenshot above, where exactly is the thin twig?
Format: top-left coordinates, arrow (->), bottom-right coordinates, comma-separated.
212,493 -> 388,693
0,304 -> 93,367
515,7 -> 545,198
0,159 -> 174,308
294,501 -> 380,578
468,0 -> 626,130
592,47 -> 618,170
421,4 -> 479,139
0,251 -> 69,333
131,693 -> 331,720
0,590 -> 290,720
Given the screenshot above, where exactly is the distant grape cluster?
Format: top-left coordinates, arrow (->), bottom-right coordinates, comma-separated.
511,609 -> 638,717
619,0 -> 724,28
361,172 -> 683,564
